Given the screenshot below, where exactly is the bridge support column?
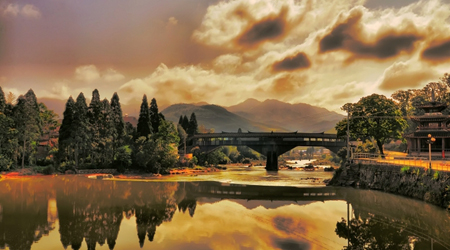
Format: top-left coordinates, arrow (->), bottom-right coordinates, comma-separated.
265,151 -> 278,171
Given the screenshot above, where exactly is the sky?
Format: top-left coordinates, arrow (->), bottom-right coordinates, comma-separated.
1,0 -> 450,114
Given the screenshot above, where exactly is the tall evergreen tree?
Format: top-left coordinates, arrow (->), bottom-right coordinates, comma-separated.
136,95 -> 151,138
181,115 -> 189,131
88,89 -> 103,164
14,90 -> 42,168
58,97 -> 76,163
178,115 -> 183,126
187,113 -> 198,136
110,92 -> 125,143
99,99 -> 116,167
149,98 -> 160,133
72,93 -> 89,168
0,87 -> 6,113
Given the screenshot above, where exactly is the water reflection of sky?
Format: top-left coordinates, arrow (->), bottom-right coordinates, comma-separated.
33,199 -> 349,250
158,161 -> 334,187
1,175 -> 449,250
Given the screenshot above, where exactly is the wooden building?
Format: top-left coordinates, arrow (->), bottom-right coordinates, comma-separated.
405,97 -> 450,158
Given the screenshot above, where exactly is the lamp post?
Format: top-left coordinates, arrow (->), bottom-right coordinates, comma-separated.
427,134 -> 436,170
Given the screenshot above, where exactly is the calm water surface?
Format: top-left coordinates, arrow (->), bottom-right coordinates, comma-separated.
0,164 -> 449,250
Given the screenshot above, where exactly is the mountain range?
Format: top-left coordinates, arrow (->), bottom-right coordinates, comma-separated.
39,97 -> 344,133
161,99 -> 343,133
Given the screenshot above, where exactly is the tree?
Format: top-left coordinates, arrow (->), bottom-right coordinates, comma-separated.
136,95 -> 151,138
0,112 -> 17,170
110,92 -> 126,155
187,113 -> 198,136
98,99 -> 116,167
178,116 -> 183,126
0,87 -> 5,113
58,97 -> 76,164
5,91 -> 16,105
88,89 -> 103,164
149,98 -> 160,134
181,115 -> 189,131
14,90 -> 42,167
72,93 -> 89,168
177,124 -> 187,152
39,103 -> 59,161
335,94 -> 406,156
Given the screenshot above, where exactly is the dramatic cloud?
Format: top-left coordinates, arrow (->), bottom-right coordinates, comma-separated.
272,52 -> 310,72
236,7 -> 289,48
422,39 -> 450,61
378,61 -> 438,91
192,0 -> 310,50
212,54 -> 243,74
5,0 -> 450,115
119,63 -> 258,108
319,7 -> 421,61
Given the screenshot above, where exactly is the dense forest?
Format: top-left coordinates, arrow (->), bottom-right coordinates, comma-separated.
0,87 -> 263,174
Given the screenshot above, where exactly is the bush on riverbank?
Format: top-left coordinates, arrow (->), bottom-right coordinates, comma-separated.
329,163 -> 450,210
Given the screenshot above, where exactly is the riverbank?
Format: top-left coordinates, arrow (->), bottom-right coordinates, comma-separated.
328,163 -> 450,210
0,166 -> 222,179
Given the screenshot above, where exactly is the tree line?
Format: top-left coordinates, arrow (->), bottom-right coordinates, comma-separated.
0,87 -> 59,170
335,73 -> 450,159
58,90 -> 181,174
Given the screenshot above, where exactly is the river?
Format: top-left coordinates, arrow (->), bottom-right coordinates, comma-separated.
0,162 -> 449,250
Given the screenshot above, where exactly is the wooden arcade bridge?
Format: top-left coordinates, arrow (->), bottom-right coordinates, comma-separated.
189,131 -> 345,171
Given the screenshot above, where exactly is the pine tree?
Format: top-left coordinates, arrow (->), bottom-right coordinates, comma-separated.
110,92 -> 125,142
14,90 -> 42,168
72,93 -> 89,168
178,115 -> 183,126
136,95 -> 151,138
99,98 -> 116,167
58,97 -> 75,163
0,87 -> 6,113
88,89 -> 103,164
149,98 -> 160,133
181,115 -> 189,131
187,113 -> 198,136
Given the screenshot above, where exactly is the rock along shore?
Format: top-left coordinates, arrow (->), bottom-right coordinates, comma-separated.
328,163 -> 450,210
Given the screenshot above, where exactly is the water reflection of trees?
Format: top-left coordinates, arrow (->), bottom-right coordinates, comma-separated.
55,177 -> 192,249
337,188 -> 450,250
335,216 -> 415,250
0,177 -> 200,250
0,179 -> 55,250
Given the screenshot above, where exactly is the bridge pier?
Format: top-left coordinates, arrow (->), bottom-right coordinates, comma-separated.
265,151 -> 278,171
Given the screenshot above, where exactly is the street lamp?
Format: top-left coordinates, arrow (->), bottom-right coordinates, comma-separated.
427,134 -> 436,170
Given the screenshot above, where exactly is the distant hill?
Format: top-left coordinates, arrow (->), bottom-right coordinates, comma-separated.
161,104 -> 287,132
227,99 -> 344,132
40,96 -> 343,133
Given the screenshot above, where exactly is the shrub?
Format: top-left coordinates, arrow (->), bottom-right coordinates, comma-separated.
400,166 -> 410,174
433,171 -> 440,180
43,165 -> 55,175
0,155 -> 13,171
242,158 -> 251,164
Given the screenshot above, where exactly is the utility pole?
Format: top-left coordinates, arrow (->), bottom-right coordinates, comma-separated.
347,108 -> 350,162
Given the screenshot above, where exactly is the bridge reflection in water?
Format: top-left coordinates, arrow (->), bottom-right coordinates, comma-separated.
0,177 -> 448,250
190,132 -> 346,171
